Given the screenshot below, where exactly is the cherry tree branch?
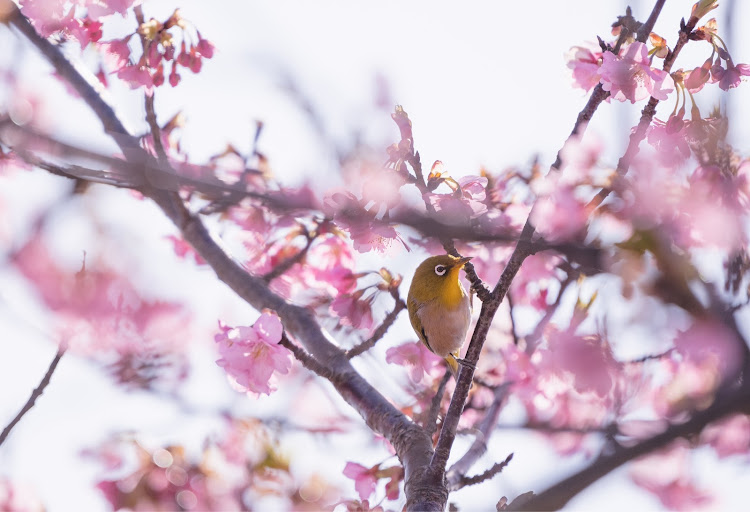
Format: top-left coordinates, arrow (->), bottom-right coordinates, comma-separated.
512,383 -> 750,511
6,5 -> 436,500
587,10 -> 698,211
347,291 -> 406,358
279,332 -> 335,379
424,370 -> 451,436
0,347 -> 66,447
0,118 -> 605,271
550,0 -> 665,171
429,0 -> 672,491
447,382 -> 511,486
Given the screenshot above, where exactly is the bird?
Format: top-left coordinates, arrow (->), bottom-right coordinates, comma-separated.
407,254 -> 472,375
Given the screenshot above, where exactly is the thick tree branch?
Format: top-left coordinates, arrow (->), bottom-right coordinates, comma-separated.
513,383 -> 750,511
429,0 -> 672,498
6,4 -> 436,497
0,347 -> 66,447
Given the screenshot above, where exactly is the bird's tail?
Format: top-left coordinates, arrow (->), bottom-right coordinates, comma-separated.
446,352 -> 459,376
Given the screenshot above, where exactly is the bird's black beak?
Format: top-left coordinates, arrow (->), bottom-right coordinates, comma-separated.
455,256 -> 472,268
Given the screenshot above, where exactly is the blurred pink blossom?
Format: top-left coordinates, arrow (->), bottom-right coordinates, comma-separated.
530,179 -> 588,242
674,319 -> 742,381
214,313 -> 291,396
543,330 -> 620,398
165,234 -> 206,265
330,292 -> 374,330
701,414 -> 750,458
630,442 -> 713,511
646,116 -> 692,166
343,462 -> 378,501
711,60 -> 750,90
425,175 -> 489,226
385,341 -> 443,383
0,479 -> 44,512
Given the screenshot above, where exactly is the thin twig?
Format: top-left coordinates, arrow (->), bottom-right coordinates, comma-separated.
0,347 -> 66,447
451,452 -> 514,490
524,272 -> 575,354
506,291 -> 520,346
347,292 -> 406,358
262,231 -> 316,283
447,382 -> 512,484
133,6 -> 169,165
424,370 -> 452,437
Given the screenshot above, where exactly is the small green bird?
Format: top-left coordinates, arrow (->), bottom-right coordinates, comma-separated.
407,254 -> 472,375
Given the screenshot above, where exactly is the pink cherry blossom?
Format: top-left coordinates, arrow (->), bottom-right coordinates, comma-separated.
530,177 -> 587,242
425,175 -> 489,226
0,478 -> 44,512
598,42 -> 675,103
308,235 -> 357,294
565,44 -> 603,91
630,442 -> 713,510
165,235 -> 206,264
701,414 -> 750,459
385,341 -> 443,382
646,116 -> 692,166
214,313 -> 291,396
684,57 -> 713,92
85,0 -> 138,21
169,64 -> 181,87
13,236 -> 190,387
343,462 -> 378,501
558,133 -> 603,183
196,32 -> 215,59
20,0 -> 72,37
330,292 -> 374,330
324,191 -> 407,254
68,17 -> 102,49
673,319 -> 742,381
116,64 -> 153,89
345,219 -> 405,254
711,60 -> 750,90
98,37 -> 133,70
543,329 -> 620,398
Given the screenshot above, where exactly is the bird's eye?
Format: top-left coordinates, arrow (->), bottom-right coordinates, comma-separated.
434,265 -> 447,276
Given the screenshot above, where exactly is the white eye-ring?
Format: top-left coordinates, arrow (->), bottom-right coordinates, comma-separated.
434,265 -> 447,276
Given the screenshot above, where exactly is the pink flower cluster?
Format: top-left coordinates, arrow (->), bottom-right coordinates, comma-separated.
20,0 -> 135,46
567,41 -> 675,103
88,419 -> 340,510
102,10 -> 215,89
13,236 -> 190,389
214,312 -> 291,396
342,462 -> 402,503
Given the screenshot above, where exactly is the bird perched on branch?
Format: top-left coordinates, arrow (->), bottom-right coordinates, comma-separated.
407,254 -> 472,375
